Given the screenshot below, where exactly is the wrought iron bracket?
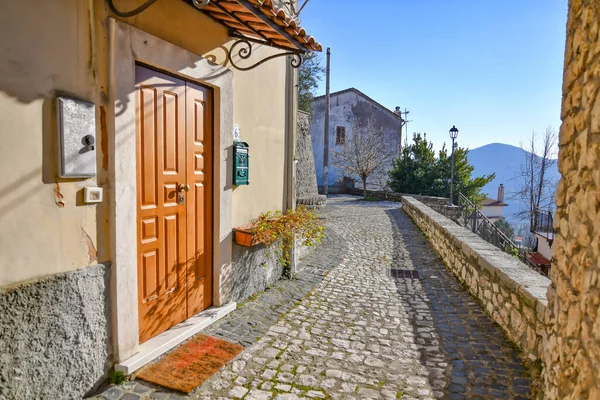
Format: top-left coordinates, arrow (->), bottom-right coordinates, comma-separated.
227,39 -> 303,71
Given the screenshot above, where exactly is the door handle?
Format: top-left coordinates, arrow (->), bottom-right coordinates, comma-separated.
178,184 -> 190,192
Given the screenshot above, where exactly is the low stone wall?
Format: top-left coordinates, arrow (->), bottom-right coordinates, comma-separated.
0,263 -> 111,399
348,188 -> 461,222
226,243 -> 285,303
402,196 -> 550,360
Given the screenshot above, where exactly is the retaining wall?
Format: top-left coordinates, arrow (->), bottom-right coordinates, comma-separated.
296,111 -> 326,208
402,196 -> 550,360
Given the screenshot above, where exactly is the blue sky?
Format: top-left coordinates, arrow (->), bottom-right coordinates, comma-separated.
300,0 -> 568,153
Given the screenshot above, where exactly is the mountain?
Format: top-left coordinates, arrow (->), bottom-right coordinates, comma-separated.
466,143 -> 560,227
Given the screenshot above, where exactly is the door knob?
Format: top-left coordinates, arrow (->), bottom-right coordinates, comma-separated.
178,184 -> 190,192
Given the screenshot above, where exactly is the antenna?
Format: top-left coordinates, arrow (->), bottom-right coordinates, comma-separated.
401,108 -> 412,143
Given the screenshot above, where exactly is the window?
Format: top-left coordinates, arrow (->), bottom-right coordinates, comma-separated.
335,126 -> 346,145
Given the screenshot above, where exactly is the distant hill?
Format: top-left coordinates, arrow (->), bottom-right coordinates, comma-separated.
467,143 -> 560,226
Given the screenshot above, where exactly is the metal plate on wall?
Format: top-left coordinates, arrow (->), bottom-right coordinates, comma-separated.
57,96 -> 96,178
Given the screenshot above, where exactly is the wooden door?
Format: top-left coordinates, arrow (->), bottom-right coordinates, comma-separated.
135,65 -> 213,343
185,82 -> 213,317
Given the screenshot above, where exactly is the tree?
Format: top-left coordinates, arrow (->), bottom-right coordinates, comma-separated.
298,52 -> 325,113
388,133 -> 494,204
511,127 -> 558,229
388,133 -> 439,196
494,217 -> 515,240
436,143 -> 495,205
332,117 -> 394,198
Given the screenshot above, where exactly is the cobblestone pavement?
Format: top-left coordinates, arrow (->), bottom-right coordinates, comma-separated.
202,227 -> 347,348
387,208 -> 532,400
92,195 -> 531,400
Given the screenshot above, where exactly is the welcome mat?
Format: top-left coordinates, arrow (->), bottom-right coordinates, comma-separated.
136,334 -> 244,394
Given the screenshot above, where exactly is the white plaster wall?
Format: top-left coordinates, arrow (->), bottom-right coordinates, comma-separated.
231,45 -> 289,226
311,92 -> 356,188
536,234 -> 552,261
481,205 -> 504,219
0,0 -> 98,287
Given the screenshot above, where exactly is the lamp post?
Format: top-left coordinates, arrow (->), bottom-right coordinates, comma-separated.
449,125 -> 459,205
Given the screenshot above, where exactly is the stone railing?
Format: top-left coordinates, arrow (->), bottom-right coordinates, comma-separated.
347,188 -> 461,222
402,196 -> 551,361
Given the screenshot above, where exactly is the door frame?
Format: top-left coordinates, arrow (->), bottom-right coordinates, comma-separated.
107,18 -> 234,362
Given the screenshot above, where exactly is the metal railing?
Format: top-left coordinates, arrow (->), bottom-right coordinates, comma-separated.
531,207 -> 555,239
458,193 -> 526,262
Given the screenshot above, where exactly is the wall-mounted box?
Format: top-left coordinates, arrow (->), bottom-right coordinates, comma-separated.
83,187 -> 103,204
56,96 -> 97,178
233,141 -> 249,186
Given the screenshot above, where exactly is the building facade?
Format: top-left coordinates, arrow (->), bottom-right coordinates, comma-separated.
309,88 -> 404,193
480,184 -> 508,222
0,1 -> 320,398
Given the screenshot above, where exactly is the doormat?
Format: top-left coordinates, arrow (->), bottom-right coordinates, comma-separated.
136,334 -> 244,394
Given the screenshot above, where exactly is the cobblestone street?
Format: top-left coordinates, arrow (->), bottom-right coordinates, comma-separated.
93,195 -> 531,400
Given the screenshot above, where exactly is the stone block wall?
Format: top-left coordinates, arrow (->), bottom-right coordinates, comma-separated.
543,1 -> 600,398
296,111 -> 326,208
225,243 -> 284,304
0,264 -> 111,400
402,196 -> 550,360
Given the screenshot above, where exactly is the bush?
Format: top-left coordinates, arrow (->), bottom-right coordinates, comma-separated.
252,206 -> 325,269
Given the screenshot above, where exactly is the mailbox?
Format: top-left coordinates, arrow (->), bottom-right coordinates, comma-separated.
233,141 -> 249,186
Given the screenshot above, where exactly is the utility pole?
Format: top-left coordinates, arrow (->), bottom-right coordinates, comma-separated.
404,108 -> 410,143
323,47 -> 331,195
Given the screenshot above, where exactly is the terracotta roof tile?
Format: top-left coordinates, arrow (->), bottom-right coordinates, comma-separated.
482,197 -> 508,206
527,252 -> 551,266
199,0 -> 322,52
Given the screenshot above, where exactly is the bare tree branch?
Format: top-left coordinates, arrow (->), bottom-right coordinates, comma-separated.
510,127 -> 558,229
332,117 -> 394,198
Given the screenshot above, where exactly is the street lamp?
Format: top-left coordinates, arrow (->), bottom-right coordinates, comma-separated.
449,125 -> 459,205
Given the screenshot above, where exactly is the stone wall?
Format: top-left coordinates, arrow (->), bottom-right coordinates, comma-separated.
348,188 -> 462,222
225,243 -> 284,304
543,1 -> 600,398
296,111 -> 326,208
402,196 -> 550,360
0,264 -> 111,399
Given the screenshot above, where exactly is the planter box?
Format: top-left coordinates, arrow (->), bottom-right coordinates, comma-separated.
233,224 -> 261,247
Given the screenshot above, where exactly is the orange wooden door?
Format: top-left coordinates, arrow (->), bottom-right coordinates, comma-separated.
185,81 -> 214,317
135,66 -> 213,343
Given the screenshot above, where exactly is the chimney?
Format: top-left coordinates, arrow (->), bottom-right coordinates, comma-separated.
497,184 -> 504,203
394,106 -> 401,116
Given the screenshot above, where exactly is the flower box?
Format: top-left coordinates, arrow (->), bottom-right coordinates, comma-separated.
233,223 -> 261,247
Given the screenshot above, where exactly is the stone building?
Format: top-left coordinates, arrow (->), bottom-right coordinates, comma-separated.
309,88 -> 404,193
0,1 -> 320,398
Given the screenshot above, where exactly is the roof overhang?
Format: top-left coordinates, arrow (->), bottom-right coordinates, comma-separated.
527,252 -> 551,267
188,0 -> 322,54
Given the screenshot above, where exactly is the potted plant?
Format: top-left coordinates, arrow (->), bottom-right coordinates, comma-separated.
233,206 -> 325,268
